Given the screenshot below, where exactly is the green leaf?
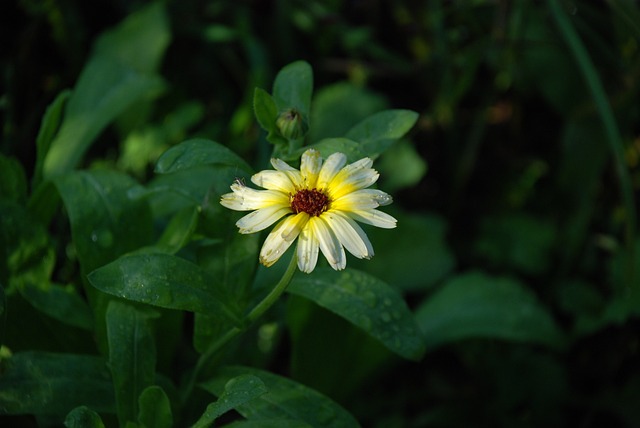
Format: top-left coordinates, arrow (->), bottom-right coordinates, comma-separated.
106,301 -> 158,426
415,271 -> 564,350
200,366 -> 359,428
88,253 -> 241,324
350,211 -> 455,291
54,170 -> 153,274
253,88 -> 279,133
272,61 -> 313,118
64,406 -> 106,428
0,154 -> 28,204
138,386 -> 173,428
288,268 -> 426,361
345,109 -> 419,157
0,351 -> 114,416
222,420 -> 311,428
309,82 -> 387,143
18,282 -> 93,331
376,140 -> 427,192
192,374 -> 268,428
33,90 -> 70,187
42,3 -> 169,179
157,205 -> 200,254
155,139 -> 253,175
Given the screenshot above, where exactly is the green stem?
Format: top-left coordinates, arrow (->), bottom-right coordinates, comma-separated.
180,253 -> 298,404
548,0 -> 636,288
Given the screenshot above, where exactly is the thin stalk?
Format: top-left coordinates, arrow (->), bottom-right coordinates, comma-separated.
548,0 -> 636,288
180,253 -> 298,404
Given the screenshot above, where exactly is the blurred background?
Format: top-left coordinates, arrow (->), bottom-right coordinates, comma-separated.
2,1 -> 640,427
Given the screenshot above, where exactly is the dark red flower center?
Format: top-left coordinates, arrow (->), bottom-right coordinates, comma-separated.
290,189 -> 329,217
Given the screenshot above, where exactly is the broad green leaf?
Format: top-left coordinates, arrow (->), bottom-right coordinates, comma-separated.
287,296 -> 391,401
106,301 -> 158,427
288,268 -> 425,361
201,366 -> 359,428
376,140 -> 427,192
54,170 -> 153,274
18,282 -> 93,331
154,139 -> 252,175
253,88 -> 278,133
254,88 -> 288,147
0,154 -> 28,204
345,109 -> 419,157
43,3 -> 169,179
33,90 -> 70,187
272,61 -> 313,117
350,211 -> 455,291
88,253 -> 241,324
473,214 -> 555,275
415,271 -> 564,350
138,386 -> 172,428
64,406 -> 106,428
0,351 -> 114,416
309,82 -> 387,143
192,375 -> 267,428
157,205 -> 200,254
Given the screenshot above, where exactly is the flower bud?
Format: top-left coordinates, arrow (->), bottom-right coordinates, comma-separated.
276,108 -> 308,140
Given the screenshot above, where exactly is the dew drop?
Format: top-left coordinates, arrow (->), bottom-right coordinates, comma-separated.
381,312 -> 391,322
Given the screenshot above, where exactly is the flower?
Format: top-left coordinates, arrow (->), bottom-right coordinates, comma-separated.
220,149 -> 396,273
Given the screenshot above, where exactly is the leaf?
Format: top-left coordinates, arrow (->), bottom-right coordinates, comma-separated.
64,406 -> 106,428
253,88 -> 278,133
138,386 -> 173,428
0,154 -> 28,204
350,211 -> 455,291
54,170 -> 153,274
0,351 -> 114,416
288,268 -> 426,361
222,420 -> 311,428
192,374 -> 268,428
42,3 -> 169,179
88,252 -> 241,325
309,82 -> 387,143
200,366 -> 360,428
18,282 -> 93,331
415,271 -> 564,350
33,90 -> 70,187
376,140 -> 428,192
272,61 -> 313,117
106,301 -> 158,427
154,139 -> 252,175
156,205 -> 200,254
345,109 -> 419,157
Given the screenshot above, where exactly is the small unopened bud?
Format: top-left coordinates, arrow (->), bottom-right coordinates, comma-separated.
276,108 -> 308,140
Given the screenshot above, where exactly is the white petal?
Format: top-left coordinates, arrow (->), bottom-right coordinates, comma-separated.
220,183 -> 289,211
327,167 -> 378,200
309,216 -> 346,271
300,149 -> 322,189
349,209 -> 397,229
270,157 -> 302,188
259,215 -> 306,267
251,170 -> 296,193
236,205 -> 291,233
322,211 -> 373,259
316,152 -> 347,189
331,189 -> 393,211
297,224 -> 319,273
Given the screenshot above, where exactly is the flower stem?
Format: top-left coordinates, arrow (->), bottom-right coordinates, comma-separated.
180,253 -> 298,404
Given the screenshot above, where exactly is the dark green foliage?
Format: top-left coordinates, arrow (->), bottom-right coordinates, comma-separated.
2,1 -> 640,427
